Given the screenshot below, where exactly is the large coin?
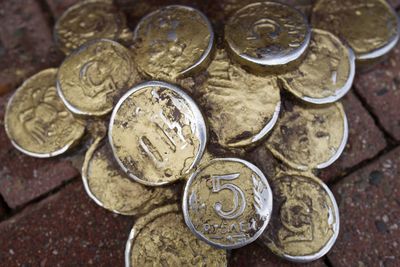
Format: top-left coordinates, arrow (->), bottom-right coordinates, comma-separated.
5,69 -> 85,158
125,204 -> 228,267
109,81 -> 207,186
183,158 -> 272,249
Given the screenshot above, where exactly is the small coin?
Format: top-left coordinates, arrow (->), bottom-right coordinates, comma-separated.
57,39 -> 137,117
133,5 -> 214,80
311,0 -> 400,61
125,204 -> 228,267
183,158 -> 272,249
266,101 -> 348,170
5,69 -> 85,158
279,28 -> 356,104
260,171 -> 339,263
198,49 -> 281,148
109,81 -> 207,186
225,1 -> 310,67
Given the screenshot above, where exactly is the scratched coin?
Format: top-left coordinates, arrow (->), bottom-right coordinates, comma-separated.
133,5 -> 214,80
198,49 -> 281,148
266,101 -> 348,171
312,0 -> 400,61
5,69 -> 85,158
183,158 -> 272,249
260,171 -> 339,263
125,204 -> 227,267
279,28 -> 356,104
57,39 -> 137,116
109,81 -> 207,186
225,1 -> 310,67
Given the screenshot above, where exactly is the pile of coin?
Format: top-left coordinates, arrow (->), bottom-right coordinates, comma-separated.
4,0 -> 399,265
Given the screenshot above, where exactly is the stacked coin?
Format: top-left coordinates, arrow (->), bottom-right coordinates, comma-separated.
4,0 -> 399,265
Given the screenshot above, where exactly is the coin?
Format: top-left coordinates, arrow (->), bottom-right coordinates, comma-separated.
5,69 -> 85,158
132,5 -> 214,80
125,204 -> 228,267
183,158 -> 272,249
311,0 -> 400,61
198,49 -> 281,148
57,39 -> 137,117
260,171 -> 339,262
266,101 -> 348,170
279,28 -> 356,104
225,1 -> 310,67
109,81 -> 207,186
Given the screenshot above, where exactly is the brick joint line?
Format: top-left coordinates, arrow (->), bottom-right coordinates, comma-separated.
36,0 -> 56,28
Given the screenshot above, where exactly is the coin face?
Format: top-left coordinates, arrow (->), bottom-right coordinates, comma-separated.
312,0 -> 400,60
5,69 -> 85,158
125,204 -> 228,267
57,39 -> 136,116
109,81 -> 207,186
133,5 -> 214,80
225,1 -> 310,66
266,101 -> 348,170
260,172 -> 339,262
279,28 -> 356,104
199,49 -> 281,148
183,158 -> 272,249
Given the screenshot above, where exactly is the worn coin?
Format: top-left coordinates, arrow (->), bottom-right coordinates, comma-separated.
109,81 -> 207,186
5,69 -> 85,158
125,204 -> 228,267
183,158 -> 272,249
279,28 -> 355,104
260,171 -> 339,263
57,39 -> 136,117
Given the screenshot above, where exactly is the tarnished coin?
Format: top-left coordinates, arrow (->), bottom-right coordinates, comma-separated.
225,1 -> 310,67
5,69 -> 85,158
133,5 -> 214,80
279,28 -> 355,104
109,81 -> 207,186
125,204 -> 228,267
183,158 -> 272,249
57,39 -> 136,117
198,49 -> 281,148
260,171 -> 339,263
312,0 -> 400,61
266,101 -> 348,170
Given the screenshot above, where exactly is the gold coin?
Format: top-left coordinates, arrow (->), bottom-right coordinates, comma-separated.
57,39 -> 137,116
198,49 -> 281,148
183,158 -> 272,249
109,81 -> 207,186
125,204 -> 228,267
82,138 -> 179,216
311,0 -> 400,61
132,5 -> 214,80
266,101 -> 348,171
260,171 -> 339,262
5,69 -> 85,158
225,1 -> 310,67
279,28 -> 355,104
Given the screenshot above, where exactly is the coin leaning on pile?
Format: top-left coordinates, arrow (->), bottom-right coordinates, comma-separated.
4,0 -> 399,265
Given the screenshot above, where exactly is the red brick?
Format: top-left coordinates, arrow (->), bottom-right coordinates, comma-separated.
329,147 -> 400,267
45,0 -> 80,18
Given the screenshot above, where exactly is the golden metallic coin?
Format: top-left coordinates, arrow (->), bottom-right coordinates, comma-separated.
266,101 -> 348,171
183,158 -> 272,249
311,0 -> 400,61
133,5 -> 214,80
125,204 -> 228,267
225,1 -> 310,67
5,69 -> 85,158
198,49 -> 281,148
109,81 -> 207,186
57,39 -> 137,117
260,171 -> 339,262
279,28 -> 355,104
